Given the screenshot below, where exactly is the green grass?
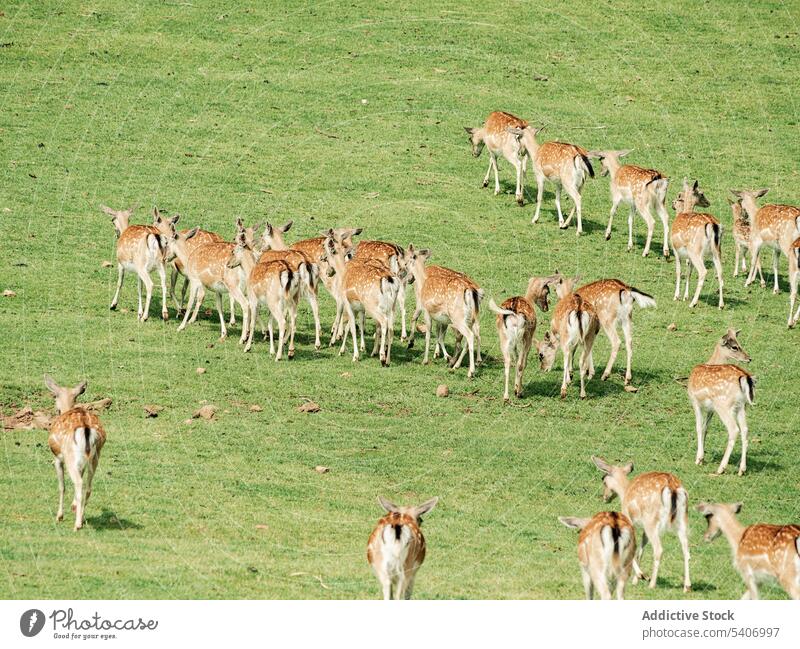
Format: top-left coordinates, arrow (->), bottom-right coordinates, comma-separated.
1,0 -> 799,599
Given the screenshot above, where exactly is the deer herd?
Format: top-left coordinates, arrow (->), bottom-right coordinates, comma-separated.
41,109 -> 799,601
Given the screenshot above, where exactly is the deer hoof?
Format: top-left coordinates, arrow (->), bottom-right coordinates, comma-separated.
162,311 -> 169,321
516,198 -> 524,207
482,181 -> 488,188
109,304 -> 117,311
683,585 -> 692,593
604,232 -> 611,241
56,513 -> 64,522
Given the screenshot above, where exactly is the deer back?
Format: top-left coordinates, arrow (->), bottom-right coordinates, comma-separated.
623,472 -> 684,526
48,407 -> 106,458
754,204 -> 800,247
738,524 -> 800,579
577,511 -> 636,571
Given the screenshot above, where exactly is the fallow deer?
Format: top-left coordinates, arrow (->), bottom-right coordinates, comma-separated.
319,236 -> 399,365
255,220 -> 322,352
575,279 -> 656,387
507,125 -> 594,234
164,218 -> 251,343
353,240 -> 412,341
592,456 -> 691,592
670,179 -> 724,308
488,276 -> 555,401
590,150 -> 670,257
559,511 -> 636,600
728,197 -> 764,283
688,328 -> 754,476
228,241 -> 300,359
103,204 -> 169,321
405,247 -> 483,377
367,496 -> 438,600
44,375 -> 107,531
535,275 -> 599,399
464,111 -> 528,205
736,188 -> 800,293
697,502 -> 800,600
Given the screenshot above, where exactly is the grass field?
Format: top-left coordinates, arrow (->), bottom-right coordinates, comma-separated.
2,1 -> 800,600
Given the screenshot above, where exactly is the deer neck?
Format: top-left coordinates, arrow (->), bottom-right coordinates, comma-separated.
411,263 -> 428,300
740,198 -> 759,222
716,511 -> 746,555
238,248 -> 256,276
706,343 -> 730,365
521,129 -> 540,159
605,157 -> 622,179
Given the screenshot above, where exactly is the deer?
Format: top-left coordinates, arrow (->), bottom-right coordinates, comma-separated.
43,375 -> 107,531
228,240 -> 300,359
591,456 -> 691,592
688,328 -> 754,476
102,204 -> 170,321
535,274 -> 600,399
736,188 -> 800,294
318,236 -> 400,365
367,497 -> 438,600
253,220 -> 322,352
488,276 -> 555,401
507,125 -> 594,234
464,111 -> 528,205
575,279 -> 656,387
405,246 -> 483,378
670,178 -> 724,308
590,150 -> 671,257
353,240 -> 413,342
697,502 -> 800,600
789,238 -> 800,328
558,511 -> 636,600
728,197 -> 764,283
163,218 -> 251,343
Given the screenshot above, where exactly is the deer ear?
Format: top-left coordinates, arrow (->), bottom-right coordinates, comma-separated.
419,248 -> 431,259
693,180 -> 699,191
265,222 -> 273,235
378,497 -> 399,514
100,205 -> 117,217
733,502 -> 743,514
622,462 -> 634,474
170,214 -> 181,225
591,455 -> 612,474
44,374 -> 60,395
464,127 -> 475,135
559,516 -> 589,530
695,502 -> 712,515
755,188 -> 769,198
186,227 -> 199,240
282,220 -> 293,233
414,497 -> 438,518
72,380 -> 87,398
152,207 -> 161,222
730,189 -> 743,198
506,126 -> 525,136
618,149 -> 633,157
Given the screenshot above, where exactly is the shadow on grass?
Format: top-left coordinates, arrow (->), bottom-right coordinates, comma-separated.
86,508 -> 142,531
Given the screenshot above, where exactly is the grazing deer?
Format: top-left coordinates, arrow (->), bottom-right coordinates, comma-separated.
44,375 -> 106,531
255,221 -> 322,352
575,279 -> 656,387
405,247 -> 483,377
670,179 -> 724,308
697,502 -> 800,600
728,197 -> 764,284
228,241 -> 300,359
103,204 -> 169,321
319,236 -> 399,365
464,111 -> 528,205
488,276 -> 555,401
735,188 -> 800,294
789,238 -> 800,328
508,125 -> 594,234
354,240 -> 413,342
590,150 -> 670,257
591,456 -> 691,592
367,497 -> 438,600
559,511 -> 636,600
535,275 -> 599,399
689,328 -> 754,476
163,219 -> 251,342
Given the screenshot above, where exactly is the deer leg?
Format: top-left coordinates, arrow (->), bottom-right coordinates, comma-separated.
482,155 -> 493,188
632,531 -> 648,583
532,174 -> 544,224
592,566 -> 612,600
67,463 -> 84,531
55,458 -> 65,522
673,253 -> 682,301
397,282 -> 408,342
287,301 -> 297,359
601,324 -> 620,382
745,240 -> 762,286
422,311 -> 432,365
473,319 -> 482,363
358,310 -> 366,352
189,285 -> 205,324
110,264 -> 125,310
169,266 -> 182,312
274,306 -> 287,361
347,302 -> 359,362
581,566 -> 594,600
244,298 -> 258,352
656,201 -> 671,257
268,317 -> 275,356
565,184 -> 583,235
491,154 -> 500,195
136,274 -> 143,319
736,407 -> 749,476
616,573 -> 628,600
639,203 -> 656,257
452,321 -> 475,377
677,507 -> 692,592
514,158 -> 524,205
214,292 -> 227,340
514,343 -> 527,398
228,294 -> 236,326
733,243 -> 741,277
742,570 -> 759,600
178,282 -> 198,331
688,254 -> 706,307
757,254 -> 766,286
157,262 -> 169,320
715,407 -> 739,475
140,271 -> 155,321
712,247 -> 725,308
501,342 -> 511,402
555,185 -> 566,228
646,526 -> 663,588
626,204 -> 635,251
605,197 -> 620,241
772,248 -> 780,294
692,401 -> 709,465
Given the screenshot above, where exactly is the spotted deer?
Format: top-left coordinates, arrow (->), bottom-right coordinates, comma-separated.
670,179 -> 724,308
735,188 -> 800,293
575,279 -> 656,387
689,328 -> 754,476
488,276 -> 555,401
228,241 -> 300,359
319,236 -> 399,365
789,238 -> 800,328
405,247 -> 483,377
367,497 -> 438,600
353,240 -> 412,341
44,375 -> 107,531
535,275 -> 599,399
254,221 -> 323,351
697,502 -> 800,600
464,111 -> 528,205
591,456 -> 691,592
559,511 -> 636,600
590,150 -> 670,257
728,197 -> 764,283
163,218 -> 251,343
507,125 -> 594,234
103,204 -> 170,321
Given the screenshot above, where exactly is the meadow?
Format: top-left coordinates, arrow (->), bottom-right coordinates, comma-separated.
1,1 -> 799,599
